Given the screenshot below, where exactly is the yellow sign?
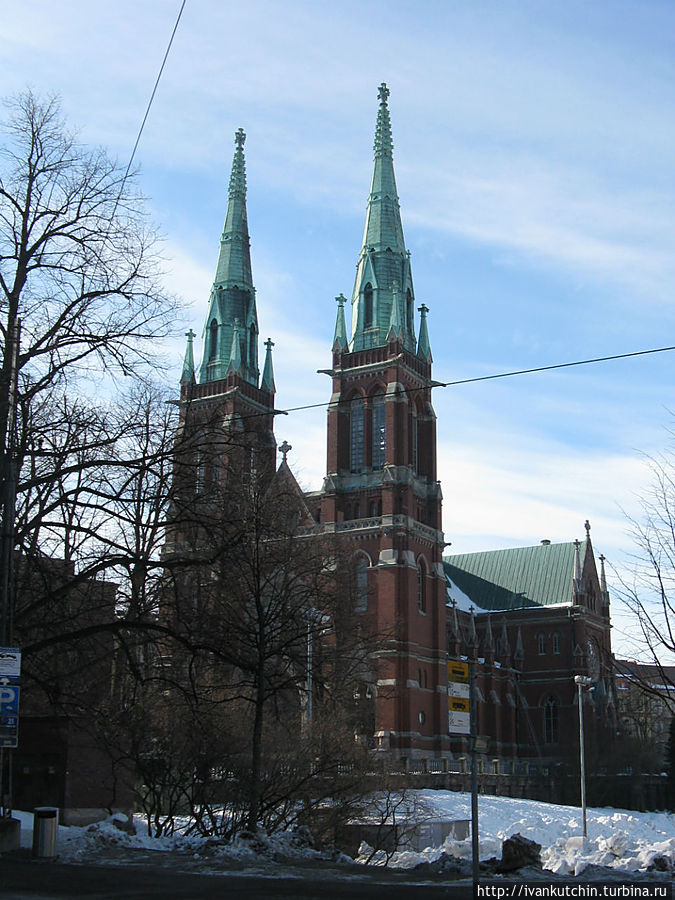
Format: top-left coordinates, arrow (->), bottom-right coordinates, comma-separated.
448,660 -> 469,683
448,658 -> 471,735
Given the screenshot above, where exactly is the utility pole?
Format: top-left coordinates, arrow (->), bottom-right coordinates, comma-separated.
0,319 -> 20,817
575,674 -> 592,838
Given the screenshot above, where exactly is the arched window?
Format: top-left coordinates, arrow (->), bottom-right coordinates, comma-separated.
364,283 -> 374,328
354,502 -> 361,519
417,557 -> 427,613
410,402 -> 418,472
406,288 -> 413,332
369,500 -> 378,517
544,697 -> 559,743
355,555 -> 369,612
552,633 -> 560,655
371,390 -> 386,469
249,324 -> 256,369
537,634 -> 546,655
349,395 -> 364,473
208,319 -> 218,361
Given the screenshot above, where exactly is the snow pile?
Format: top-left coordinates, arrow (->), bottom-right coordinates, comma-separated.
13,792 -> 675,878
356,792 -> 675,876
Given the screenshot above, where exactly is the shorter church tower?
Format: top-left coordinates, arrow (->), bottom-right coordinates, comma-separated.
313,85 -> 449,761
166,130 -> 277,553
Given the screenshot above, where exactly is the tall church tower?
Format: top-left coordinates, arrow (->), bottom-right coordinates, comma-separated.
166,130 -> 277,552
315,85 -> 449,761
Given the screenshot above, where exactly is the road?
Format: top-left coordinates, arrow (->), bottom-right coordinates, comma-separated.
0,855 -> 473,899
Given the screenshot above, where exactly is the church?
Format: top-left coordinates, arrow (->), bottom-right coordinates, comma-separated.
176,84 -> 617,773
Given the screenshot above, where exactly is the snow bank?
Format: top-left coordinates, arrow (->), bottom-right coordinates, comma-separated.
13,792 -> 675,877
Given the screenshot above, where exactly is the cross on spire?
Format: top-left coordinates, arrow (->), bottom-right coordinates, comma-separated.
235,127 -> 246,149
378,82 -> 390,103
279,440 -> 292,462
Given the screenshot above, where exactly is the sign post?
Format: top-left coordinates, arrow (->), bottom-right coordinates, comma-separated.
448,658 -> 478,888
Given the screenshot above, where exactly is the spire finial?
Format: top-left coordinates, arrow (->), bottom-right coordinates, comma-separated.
417,303 -> 432,361
374,83 -> 393,157
228,129 -> 247,198
261,337 -> 275,392
279,440 -> 292,462
585,519 -> 591,539
333,293 -> 349,352
181,328 -> 196,385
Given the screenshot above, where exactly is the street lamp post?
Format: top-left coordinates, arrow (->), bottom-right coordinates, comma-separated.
574,675 -> 592,838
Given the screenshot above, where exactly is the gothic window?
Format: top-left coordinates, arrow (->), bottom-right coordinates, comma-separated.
354,502 -> 361,519
544,696 -> 559,744
195,453 -> 206,494
417,557 -> 427,613
349,395 -> 365,473
537,633 -> 546,655
411,402 -> 419,472
406,288 -> 413,332
552,632 -> 560,655
355,555 -> 369,612
344,504 -> 351,521
249,324 -> 256,369
208,318 -> 218,361
371,390 -> 386,469
364,283 -> 374,328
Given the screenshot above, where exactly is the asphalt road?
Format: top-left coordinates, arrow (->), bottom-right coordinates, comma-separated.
0,856 -> 474,899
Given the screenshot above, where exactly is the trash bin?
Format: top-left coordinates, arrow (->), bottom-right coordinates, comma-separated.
32,806 -> 58,858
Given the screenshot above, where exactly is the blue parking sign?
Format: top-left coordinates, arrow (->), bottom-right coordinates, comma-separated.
0,685 -> 19,715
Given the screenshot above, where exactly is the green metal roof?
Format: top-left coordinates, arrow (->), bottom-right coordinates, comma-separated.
444,542 -> 578,611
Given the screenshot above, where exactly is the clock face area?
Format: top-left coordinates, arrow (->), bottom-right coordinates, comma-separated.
586,639 -> 600,681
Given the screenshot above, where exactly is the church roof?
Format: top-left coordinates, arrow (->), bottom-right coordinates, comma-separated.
444,541 -> 580,611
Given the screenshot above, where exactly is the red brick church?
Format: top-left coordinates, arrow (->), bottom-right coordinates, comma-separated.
177,84 -> 617,771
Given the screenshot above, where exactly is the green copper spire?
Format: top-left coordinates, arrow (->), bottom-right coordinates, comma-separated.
199,128 -> 259,385
261,337 -> 276,392
416,304 -> 432,361
181,328 -> 196,384
350,84 -> 416,353
333,293 -> 349,351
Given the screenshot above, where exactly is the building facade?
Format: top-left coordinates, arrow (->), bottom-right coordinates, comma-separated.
178,85 -> 618,771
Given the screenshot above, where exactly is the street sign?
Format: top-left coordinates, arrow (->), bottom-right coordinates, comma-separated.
448,659 -> 470,734
0,685 -> 20,716
0,714 -> 18,748
0,647 -> 20,679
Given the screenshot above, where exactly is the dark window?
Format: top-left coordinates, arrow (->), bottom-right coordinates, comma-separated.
208,319 -> 218,361
364,283 -> 374,328
552,633 -> 560,654
411,401 -> 419,472
417,558 -> 427,613
355,556 -> 369,612
537,634 -> 546,655
544,697 -> 559,743
249,324 -> 256,369
372,391 -> 386,469
350,396 -> 365,473
406,288 -> 413,332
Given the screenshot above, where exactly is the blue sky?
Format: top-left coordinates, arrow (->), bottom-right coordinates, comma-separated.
3,0 -> 674,655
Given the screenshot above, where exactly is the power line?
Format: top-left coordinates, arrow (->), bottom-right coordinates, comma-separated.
273,343 -> 675,417
122,0 -> 187,184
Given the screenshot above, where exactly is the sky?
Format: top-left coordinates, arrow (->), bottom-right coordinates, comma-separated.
2,0 -> 674,657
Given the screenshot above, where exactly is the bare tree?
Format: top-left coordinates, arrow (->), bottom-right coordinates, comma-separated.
616,448 -> 675,700
0,91 -> 177,451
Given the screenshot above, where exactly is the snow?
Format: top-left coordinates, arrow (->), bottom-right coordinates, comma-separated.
12,792 -> 675,879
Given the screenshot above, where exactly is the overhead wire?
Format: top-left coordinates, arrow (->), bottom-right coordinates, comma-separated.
252,342 -> 675,419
